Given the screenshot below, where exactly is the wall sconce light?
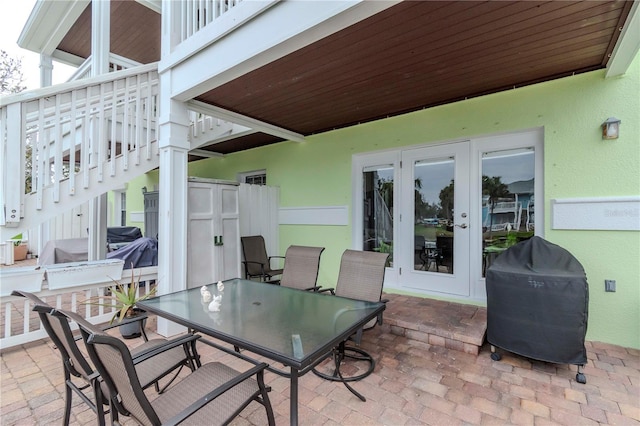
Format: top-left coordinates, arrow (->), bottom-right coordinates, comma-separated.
602,117 -> 621,140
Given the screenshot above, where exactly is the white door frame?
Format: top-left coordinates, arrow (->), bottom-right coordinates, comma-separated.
352,127 -> 544,302
399,141 -> 471,297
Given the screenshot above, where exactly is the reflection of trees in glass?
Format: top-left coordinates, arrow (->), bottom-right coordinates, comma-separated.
439,180 -> 454,221
482,175 -> 509,237
377,177 -> 393,215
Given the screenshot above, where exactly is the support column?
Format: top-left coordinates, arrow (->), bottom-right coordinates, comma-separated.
87,0 -> 110,260
87,194 -> 108,261
90,0 -> 110,77
39,54 -> 53,88
156,70 -> 191,337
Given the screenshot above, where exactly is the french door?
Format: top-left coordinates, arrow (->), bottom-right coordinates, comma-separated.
399,142 -> 471,296
353,128 -> 542,301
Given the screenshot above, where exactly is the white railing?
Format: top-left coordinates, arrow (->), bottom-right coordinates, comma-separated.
68,54 -> 144,82
491,201 -> 520,212
0,64 -> 159,234
0,266 -> 157,349
180,0 -> 242,42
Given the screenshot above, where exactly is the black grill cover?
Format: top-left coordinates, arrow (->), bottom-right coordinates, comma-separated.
107,226 -> 143,244
107,237 -> 158,269
486,236 -> 588,365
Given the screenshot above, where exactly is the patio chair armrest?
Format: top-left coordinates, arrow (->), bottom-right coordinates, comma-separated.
131,334 -> 201,365
101,312 -> 150,331
268,255 -> 286,268
318,287 -> 335,295
241,260 -> 267,274
304,285 -> 322,292
163,362 -> 269,426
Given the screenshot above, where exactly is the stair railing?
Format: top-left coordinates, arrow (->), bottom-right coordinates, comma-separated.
1,64 -> 159,233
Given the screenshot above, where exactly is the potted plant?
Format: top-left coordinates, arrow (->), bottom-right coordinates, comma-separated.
85,266 -> 156,339
11,234 -> 28,261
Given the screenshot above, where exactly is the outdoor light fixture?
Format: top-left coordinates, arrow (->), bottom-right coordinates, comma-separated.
602,117 -> 621,140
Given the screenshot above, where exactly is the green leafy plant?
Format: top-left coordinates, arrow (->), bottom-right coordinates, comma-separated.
505,232 -> 517,247
11,233 -> 23,246
85,267 -> 156,324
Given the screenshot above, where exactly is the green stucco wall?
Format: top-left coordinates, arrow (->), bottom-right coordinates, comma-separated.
134,55 -> 639,349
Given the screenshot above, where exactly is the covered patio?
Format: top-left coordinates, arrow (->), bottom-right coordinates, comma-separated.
1,295 -> 638,425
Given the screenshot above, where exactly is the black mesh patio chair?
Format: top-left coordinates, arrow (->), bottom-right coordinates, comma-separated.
279,245 -> 325,291
12,291 -> 201,426
240,235 -> 284,282
70,310 -> 276,426
313,249 -> 389,400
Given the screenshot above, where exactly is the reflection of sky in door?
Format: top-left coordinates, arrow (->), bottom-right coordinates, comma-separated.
416,159 -> 454,205
482,151 -> 535,185
415,151 -> 534,205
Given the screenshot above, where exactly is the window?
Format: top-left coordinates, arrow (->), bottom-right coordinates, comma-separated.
238,170 -> 267,185
120,192 -> 127,226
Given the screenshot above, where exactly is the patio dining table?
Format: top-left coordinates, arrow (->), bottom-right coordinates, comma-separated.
137,278 -> 385,426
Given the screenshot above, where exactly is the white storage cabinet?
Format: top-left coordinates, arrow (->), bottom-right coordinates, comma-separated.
187,178 -> 241,288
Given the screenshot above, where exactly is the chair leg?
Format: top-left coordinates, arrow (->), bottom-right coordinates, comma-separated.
312,342 -> 373,401
63,378 -> 72,426
256,371 -> 276,426
94,381 -> 106,426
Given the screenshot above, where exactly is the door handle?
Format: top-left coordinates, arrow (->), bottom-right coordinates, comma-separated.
455,223 -> 468,229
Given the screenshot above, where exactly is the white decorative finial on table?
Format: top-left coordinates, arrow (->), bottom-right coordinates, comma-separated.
208,295 -> 222,312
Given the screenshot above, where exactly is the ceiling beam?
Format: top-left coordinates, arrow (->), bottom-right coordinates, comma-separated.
187,100 -> 305,142
606,0 -> 640,78
189,149 -> 225,159
135,0 -> 162,14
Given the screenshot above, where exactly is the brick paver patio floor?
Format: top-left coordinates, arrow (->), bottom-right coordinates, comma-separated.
1,312 -> 639,425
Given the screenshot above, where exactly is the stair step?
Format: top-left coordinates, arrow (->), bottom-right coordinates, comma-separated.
381,293 -> 487,355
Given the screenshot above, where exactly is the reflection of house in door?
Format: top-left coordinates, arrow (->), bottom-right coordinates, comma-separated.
482,179 -> 534,232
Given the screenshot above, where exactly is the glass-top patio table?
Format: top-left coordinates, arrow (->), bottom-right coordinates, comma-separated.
137,278 -> 386,425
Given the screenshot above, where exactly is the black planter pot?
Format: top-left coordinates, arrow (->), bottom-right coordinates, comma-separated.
118,308 -> 147,339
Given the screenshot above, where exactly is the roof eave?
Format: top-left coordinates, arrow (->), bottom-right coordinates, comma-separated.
17,0 -> 90,56
606,0 -> 640,77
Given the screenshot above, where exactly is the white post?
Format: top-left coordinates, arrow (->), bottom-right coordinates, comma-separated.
87,0 -> 110,261
161,1 -> 182,58
156,69 -> 190,337
39,54 -> 53,88
91,0 -> 111,77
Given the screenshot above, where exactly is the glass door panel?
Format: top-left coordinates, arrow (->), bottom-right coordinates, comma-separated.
481,148 -> 535,277
362,164 -> 394,265
413,158 -> 454,274
401,142 -> 470,297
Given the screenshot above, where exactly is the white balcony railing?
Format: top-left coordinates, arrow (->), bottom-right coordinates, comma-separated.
180,0 -> 243,43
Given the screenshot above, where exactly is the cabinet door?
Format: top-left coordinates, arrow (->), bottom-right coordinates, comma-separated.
187,182 -> 240,288
187,182 -> 217,288
218,185 -> 240,280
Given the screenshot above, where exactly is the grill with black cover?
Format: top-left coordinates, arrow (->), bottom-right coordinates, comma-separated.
486,236 -> 588,383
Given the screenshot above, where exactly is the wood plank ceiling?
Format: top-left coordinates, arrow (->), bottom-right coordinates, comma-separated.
57,0 -> 632,156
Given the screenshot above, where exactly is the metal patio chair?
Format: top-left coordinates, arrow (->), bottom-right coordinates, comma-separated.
313,249 -> 389,400
12,291 -> 201,426
70,311 -> 276,426
279,245 -> 325,291
240,235 -> 284,282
